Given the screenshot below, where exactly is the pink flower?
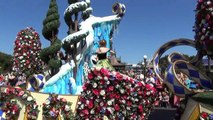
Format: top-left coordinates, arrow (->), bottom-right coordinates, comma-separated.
18,91 -> 25,96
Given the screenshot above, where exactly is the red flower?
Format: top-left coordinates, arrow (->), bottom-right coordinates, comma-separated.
115,94 -> 120,99
115,73 -> 123,80
114,104 -> 120,111
127,101 -> 132,106
95,106 -> 101,113
108,86 -> 114,91
100,68 -> 110,77
201,112 -> 208,119
109,93 -> 115,99
88,73 -> 94,80
82,109 -> 89,115
121,95 -> 127,100
129,78 -> 134,83
100,80 -> 105,85
93,69 -> 99,75
93,89 -> 100,96
137,82 -> 143,87
138,91 -> 143,95
88,100 -> 94,109
82,85 -> 87,90
138,105 -> 143,112
145,84 -> 153,90
13,105 -> 19,112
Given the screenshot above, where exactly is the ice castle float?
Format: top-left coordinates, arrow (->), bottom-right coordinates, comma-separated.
41,0 -> 126,95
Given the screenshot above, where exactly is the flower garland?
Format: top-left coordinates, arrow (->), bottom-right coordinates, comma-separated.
1,100 -> 21,120
200,112 -> 213,120
0,87 -> 39,120
76,68 -> 157,120
42,94 -> 74,120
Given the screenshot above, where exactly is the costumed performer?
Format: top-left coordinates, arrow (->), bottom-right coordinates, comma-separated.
96,39 -> 115,71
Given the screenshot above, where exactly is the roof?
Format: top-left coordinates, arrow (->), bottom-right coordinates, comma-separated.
110,55 -> 125,66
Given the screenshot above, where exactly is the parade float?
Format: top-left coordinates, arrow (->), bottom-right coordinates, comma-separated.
152,0 -> 213,119
1,0 -> 157,119
1,0 -> 212,120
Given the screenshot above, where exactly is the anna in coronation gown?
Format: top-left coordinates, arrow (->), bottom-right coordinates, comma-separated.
96,39 -> 115,71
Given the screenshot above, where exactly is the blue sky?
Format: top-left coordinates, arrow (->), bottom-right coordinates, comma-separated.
0,0 -> 197,64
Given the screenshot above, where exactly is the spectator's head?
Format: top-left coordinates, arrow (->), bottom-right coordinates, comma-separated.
162,91 -> 167,96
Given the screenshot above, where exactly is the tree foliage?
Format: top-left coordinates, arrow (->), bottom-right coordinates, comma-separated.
0,52 -> 12,73
42,0 -> 60,42
41,0 -> 62,76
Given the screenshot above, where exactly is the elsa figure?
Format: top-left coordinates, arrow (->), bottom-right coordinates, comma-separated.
96,39 -> 115,71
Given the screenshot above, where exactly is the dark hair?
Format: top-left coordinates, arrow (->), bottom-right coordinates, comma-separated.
99,39 -> 107,47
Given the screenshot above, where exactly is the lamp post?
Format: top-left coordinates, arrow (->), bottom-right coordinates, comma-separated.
143,55 -> 147,81
142,62 -> 145,80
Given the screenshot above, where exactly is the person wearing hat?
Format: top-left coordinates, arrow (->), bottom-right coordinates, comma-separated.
96,39 -> 115,71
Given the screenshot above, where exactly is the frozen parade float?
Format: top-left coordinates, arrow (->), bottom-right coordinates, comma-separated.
0,0 -> 157,120
152,0 -> 213,120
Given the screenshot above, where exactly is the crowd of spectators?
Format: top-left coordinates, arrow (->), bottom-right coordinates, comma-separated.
0,72 -> 26,87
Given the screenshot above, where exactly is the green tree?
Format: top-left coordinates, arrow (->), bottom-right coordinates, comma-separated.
0,52 -> 12,73
12,27 -> 43,76
40,0 -> 62,76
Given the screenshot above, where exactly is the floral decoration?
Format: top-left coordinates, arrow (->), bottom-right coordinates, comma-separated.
1,100 -> 21,120
12,27 -> 43,76
194,0 -> 213,57
200,112 -> 213,120
76,67 -> 157,120
0,87 -> 39,120
42,94 -> 74,120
